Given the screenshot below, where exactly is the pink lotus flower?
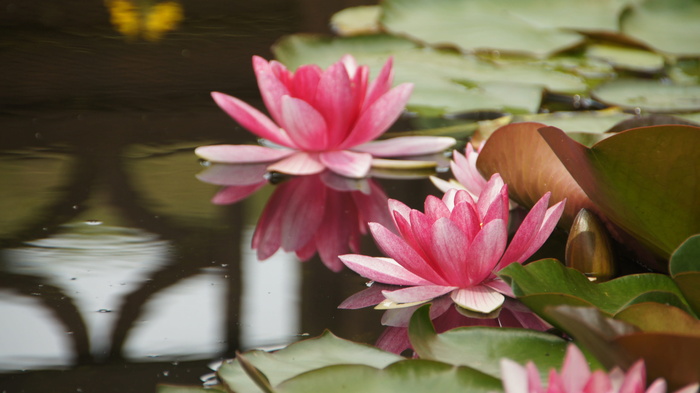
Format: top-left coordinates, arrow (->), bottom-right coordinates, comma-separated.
500,344 -> 699,393
339,173 -> 565,313
195,55 -> 456,178
431,143 -> 487,199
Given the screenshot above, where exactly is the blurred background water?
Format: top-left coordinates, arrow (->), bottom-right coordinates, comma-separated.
0,1 -> 442,391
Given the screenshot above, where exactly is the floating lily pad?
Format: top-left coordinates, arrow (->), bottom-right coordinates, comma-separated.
217,331 -> 403,393
592,79 -> 700,113
499,259 -> 693,317
273,34 -> 586,114
275,360 -> 502,393
407,305 -> 591,383
620,0 -> 700,57
330,5 -> 382,36
379,0 -> 606,58
670,235 -> 700,315
514,109 -> 632,138
585,44 -> 665,73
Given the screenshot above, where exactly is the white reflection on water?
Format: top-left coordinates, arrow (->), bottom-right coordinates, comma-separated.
240,226 -> 301,351
0,224 -> 169,368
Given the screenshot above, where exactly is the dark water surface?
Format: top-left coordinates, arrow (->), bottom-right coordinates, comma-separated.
0,1 -> 439,391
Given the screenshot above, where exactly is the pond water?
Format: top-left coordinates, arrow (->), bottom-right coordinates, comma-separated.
0,1 -> 417,391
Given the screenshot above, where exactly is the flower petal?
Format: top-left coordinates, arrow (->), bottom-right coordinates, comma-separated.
289,64 -> 322,103
369,222 -> 446,284
196,163 -> 269,186
339,255 -> 432,286
211,183 -> 266,205
451,286 -> 505,314
195,144 -> 294,164
498,192 -> 550,267
352,136 -> 456,157
212,92 -> 294,147
517,199 -> 566,265
314,61 -> 355,147
500,358 -> 529,393
339,83 -> 413,149
476,174 -> 506,221
319,150 -> 373,178
382,285 -> 456,304
280,95 -> 329,150
462,219 -> 508,286
253,56 -> 291,126
561,344 -> 592,392
338,284 -> 390,309
430,217 -> 470,284
362,57 -> 394,111
267,152 -> 326,176
452,146 -> 487,197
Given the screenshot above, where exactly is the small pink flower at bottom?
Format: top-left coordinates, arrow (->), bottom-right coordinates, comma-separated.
500,344 -> 699,393
339,173 -> 566,314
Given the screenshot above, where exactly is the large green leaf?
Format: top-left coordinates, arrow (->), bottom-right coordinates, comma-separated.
407,305 -> 589,382
499,259 -> 692,316
670,234 -> 700,315
217,331 -> 403,393
592,80 -> 700,113
538,125 -> 700,261
620,0 -> 700,57
614,302 -> 700,335
275,360 -> 502,393
272,34 -> 586,115
379,0 -> 631,58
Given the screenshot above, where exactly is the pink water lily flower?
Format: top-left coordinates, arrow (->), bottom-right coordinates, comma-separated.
500,344 -> 699,393
431,143 -> 487,199
195,55 -> 456,178
339,173 -> 565,314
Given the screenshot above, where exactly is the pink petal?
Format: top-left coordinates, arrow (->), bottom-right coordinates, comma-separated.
195,144 -> 294,164
561,344 -> 592,392
517,199 -> 566,265
314,61 -> 355,147
498,192 -> 550,268
430,217 -> 470,284
339,83 -> 414,149
315,191 -> 356,272
382,285 -> 456,304
280,95 -> 329,150
289,64 -> 322,104
452,146 -> 487,197
352,136 -> 456,157
381,296 -> 454,327
362,57 -> 394,112
462,219 -> 508,286
449,199 -> 481,244
267,152 -> 326,176
618,361 -> 646,393
211,183 -> 266,205
388,198 -> 413,225
408,210 -> 448,278
482,182 -> 509,224
319,150 -> 373,178
476,174 -> 506,221
211,92 -> 293,147
338,284 -> 392,309
484,278 -> 515,298
369,222 -> 447,284
277,175 -> 327,252
500,358 -> 529,393
253,56 -> 291,127
339,254 -> 432,286
450,286 -> 505,313
584,371 -> 613,393
376,326 -> 410,354
424,195 -> 451,221
394,210 -> 430,261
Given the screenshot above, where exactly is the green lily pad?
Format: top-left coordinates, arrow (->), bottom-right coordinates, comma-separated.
585,44 -> 665,73
217,331 -> 403,393
273,34 -> 586,114
275,360 -> 502,393
330,6 -> 382,36
538,125 -> 700,260
499,259 -> 692,316
514,109 -> 633,139
407,305 -> 589,382
379,0 -> 613,58
670,234 -> 700,315
592,79 -> 700,113
620,0 -> 700,57
614,302 -> 700,335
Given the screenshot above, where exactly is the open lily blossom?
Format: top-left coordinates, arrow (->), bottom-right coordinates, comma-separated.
339,173 -> 566,314
500,344 -> 699,393
195,55 -> 456,178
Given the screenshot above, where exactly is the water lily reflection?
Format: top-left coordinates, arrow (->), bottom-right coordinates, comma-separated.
197,164 -> 393,271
